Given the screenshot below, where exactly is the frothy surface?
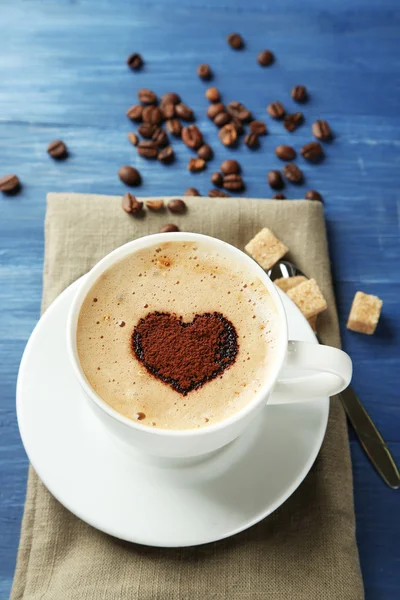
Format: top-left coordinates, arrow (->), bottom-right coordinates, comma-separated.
77,241 -> 280,430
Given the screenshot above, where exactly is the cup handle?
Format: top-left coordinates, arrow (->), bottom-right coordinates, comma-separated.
269,341 -> 352,404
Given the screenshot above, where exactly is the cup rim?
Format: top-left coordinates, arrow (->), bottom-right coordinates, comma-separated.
67,232 -> 288,437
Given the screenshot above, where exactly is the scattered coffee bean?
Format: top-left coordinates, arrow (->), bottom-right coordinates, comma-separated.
284,112 -> 304,132
272,193 -> 286,199
312,119 -> 332,141
275,145 -> 296,161
188,157 -> 206,172
206,87 -> 220,102
137,141 -> 158,158
267,101 -> 285,119
197,64 -> 212,80
138,123 -> 157,138
47,139 -> 68,159
207,102 -> 225,120
197,144 -> 213,160
249,120 -> 267,135
152,128 -> 169,147
305,190 -> 323,202
220,159 -> 240,175
211,172 -> 223,186
291,85 -> 308,103
209,189 -> 229,197
118,166 -> 141,186
227,33 -> 244,49
282,163 -> 303,183
122,193 -> 143,214
127,132 -> 139,146
146,199 -> 165,211
223,174 -> 244,191
219,123 -> 237,146
214,112 -> 231,127
168,199 -> 187,214
126,104 -> 143,121
158,146 -> 175,164
267,170 -> 284,190
0,174 -> 20,193
142,105 -> 163,125
161,102 -> 175,119
126,53 -> 143,70
138,89 -> 157,104
257,50 -> 274,66
175,103 -> 193,121
231,116 -> 244,134
160,224 -> 180,233
182,125 -> 203,149
166,118 -> 182,137
184,187 -> 200,196
161,92 -> 181,105
244,132 -> 259,148
301,141 -> 324,161
227,101 -> 252,122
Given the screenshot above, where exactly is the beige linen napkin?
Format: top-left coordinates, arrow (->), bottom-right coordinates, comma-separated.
12,193 -> 364,600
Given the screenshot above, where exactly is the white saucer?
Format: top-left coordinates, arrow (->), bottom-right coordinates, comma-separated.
17,279 -> 329,548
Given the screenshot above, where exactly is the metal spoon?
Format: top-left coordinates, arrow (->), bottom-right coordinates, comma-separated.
269,260 -> 400,490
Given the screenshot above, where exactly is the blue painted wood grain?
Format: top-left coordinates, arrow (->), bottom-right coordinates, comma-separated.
0,1 -> 399,598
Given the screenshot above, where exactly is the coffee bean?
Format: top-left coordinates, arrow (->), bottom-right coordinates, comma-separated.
207,102 -> 225,120
282,163 -> 303,183
126,104 -> 143,121
244,132 -> 259,148
161,102 -> 175,119
118,166 -> 141,186
223,174 -> 244,191
267,101 -> 285,119
166,118 -> 182,137
168,199 -> 187,214
138,123 -> 156,138
158,146 -> 175,164
249,120 -> 267,135
182,125 -> 203,149
220,159 -> 240,175
267,170 -> 284,190
227,33 -> 244,49
227,101 -> 252,122
305,190 -> 323,202
291,85 -> 308,103
122,193 -> 143,214
161,92 -> 181,105
127,132 -> 139,146
275,145 -> 296,161
0,174 -> 20,193
184,187 -> 200,196
152,128 -> 169,147
206,87 -> 220,102
214,112 -> 231,127
211,172 -> 223,187
257,50 -> 274,66
209,189 -> 229,197
231,116 -> 244,135
219,123 -> 237,146
284,112 -> 304,132
47,139 -> 68,159
197,144 -> 213,160
301,141 -> 324,161
138,89 -> 157,104
272,193 -> 286,199
175,103 -> 193,121
137,141 -> 158,159
188,158 -> 206,172
146,199 -> 165,211
126,53 -> 143,70
142,105 -> 163,125
312,119 -> 332,141
160,224 -> 180,233
197,64 -> 212,80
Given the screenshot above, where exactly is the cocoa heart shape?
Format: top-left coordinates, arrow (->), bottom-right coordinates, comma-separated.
132,311 -> 238,395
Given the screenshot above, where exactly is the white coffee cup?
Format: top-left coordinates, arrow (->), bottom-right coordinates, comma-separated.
67,233 -> 352,458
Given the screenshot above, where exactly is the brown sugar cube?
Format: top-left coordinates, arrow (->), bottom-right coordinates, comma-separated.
245,228 -> 288,270
274,275 -> 307,293
346,291 -> 382,335
308,314 -> 318,333
287,278 -> 327,319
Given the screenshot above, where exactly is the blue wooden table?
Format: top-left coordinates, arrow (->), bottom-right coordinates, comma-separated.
1,1 -> 399,598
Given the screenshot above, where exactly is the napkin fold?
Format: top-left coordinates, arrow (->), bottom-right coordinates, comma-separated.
12,194 -> 364,600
